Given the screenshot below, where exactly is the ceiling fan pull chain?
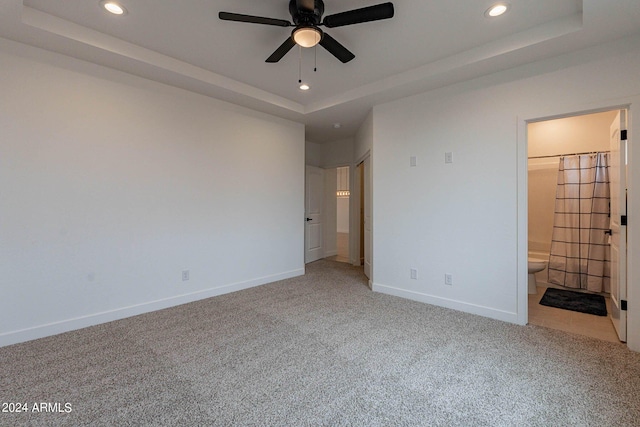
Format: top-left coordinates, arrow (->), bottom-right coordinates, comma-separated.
298,45 -> 302,84
314,44 -> 317,72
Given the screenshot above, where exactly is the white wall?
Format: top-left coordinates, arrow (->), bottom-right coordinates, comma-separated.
528,111 -> 618,157
337,198 -> 350,233
306,138 -> 353,169
528,111 -> 615,253
322,138 -> 354,169
0,40 -> 305,346
305,140 -> 323,167
336,166 -> 350,234
371,34 -> 640,350
355,111 -> 373,162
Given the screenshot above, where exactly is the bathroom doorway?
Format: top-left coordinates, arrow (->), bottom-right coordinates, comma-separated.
527,109 -> 627,343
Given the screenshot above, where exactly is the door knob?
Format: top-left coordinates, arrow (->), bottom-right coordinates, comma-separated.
306,218 -> 313,222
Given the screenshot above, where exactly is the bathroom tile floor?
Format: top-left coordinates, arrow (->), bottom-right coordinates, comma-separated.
528,285 -> 621,343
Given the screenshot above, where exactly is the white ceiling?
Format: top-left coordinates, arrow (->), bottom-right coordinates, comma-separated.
1,0 -> 639,142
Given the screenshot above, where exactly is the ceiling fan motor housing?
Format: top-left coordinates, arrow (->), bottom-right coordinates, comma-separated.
289,0 -> 324,26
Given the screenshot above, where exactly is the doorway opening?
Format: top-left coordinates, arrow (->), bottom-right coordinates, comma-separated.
335,166 -> 350,263
527,109 -> 627,343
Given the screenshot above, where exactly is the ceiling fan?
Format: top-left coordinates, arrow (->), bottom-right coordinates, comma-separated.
219,0 -> 394,63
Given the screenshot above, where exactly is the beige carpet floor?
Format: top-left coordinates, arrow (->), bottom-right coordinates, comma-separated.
1,259 -> 639,426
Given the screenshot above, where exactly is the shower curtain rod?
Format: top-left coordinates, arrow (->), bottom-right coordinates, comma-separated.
528,150 -> 610,160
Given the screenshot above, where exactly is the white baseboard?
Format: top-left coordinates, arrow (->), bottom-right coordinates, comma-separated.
324,249 -> 338,257
0,268 -> 304,348
372,282 -> 519,324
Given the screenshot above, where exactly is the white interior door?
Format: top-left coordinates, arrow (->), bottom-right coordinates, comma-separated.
305,166 -> 324,264
363,156 -> 372,281
609,110 -> 627,342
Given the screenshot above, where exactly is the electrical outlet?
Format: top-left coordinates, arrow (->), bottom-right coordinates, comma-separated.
410,156 -> 417,167
410,268 -> 418,279
445,274 -> 453,285
182,270 -> 190,281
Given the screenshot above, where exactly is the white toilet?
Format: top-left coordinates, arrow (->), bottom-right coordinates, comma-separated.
528,257 -> 547,294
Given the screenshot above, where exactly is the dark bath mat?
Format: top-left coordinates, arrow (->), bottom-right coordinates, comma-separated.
539,288 -> 607,316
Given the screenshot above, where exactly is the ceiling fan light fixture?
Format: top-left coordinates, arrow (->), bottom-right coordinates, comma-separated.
100,0 -> 127,15
293,27 -> 322,48
485,3 -> 509,18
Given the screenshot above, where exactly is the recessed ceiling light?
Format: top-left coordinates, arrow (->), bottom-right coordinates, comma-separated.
299,83 -> 310,91
100,1 -> 127,15
485,3 -> 509,18
333,123 -> 341,129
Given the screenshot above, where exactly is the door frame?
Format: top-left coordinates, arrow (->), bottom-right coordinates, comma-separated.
517,100 -> 637,351
351,151 -> 372,284
609,110 -> 627,341
352,161 -> 363,267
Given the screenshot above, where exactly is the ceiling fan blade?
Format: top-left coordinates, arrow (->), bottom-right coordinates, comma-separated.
219,12 -> 291,27
323,2 -> 394,28
296,0 -> 316,13
319,33 -> 355,63
266,37 -> 297,63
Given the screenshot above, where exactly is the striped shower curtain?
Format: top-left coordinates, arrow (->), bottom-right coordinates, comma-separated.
548,153 -> 611,293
